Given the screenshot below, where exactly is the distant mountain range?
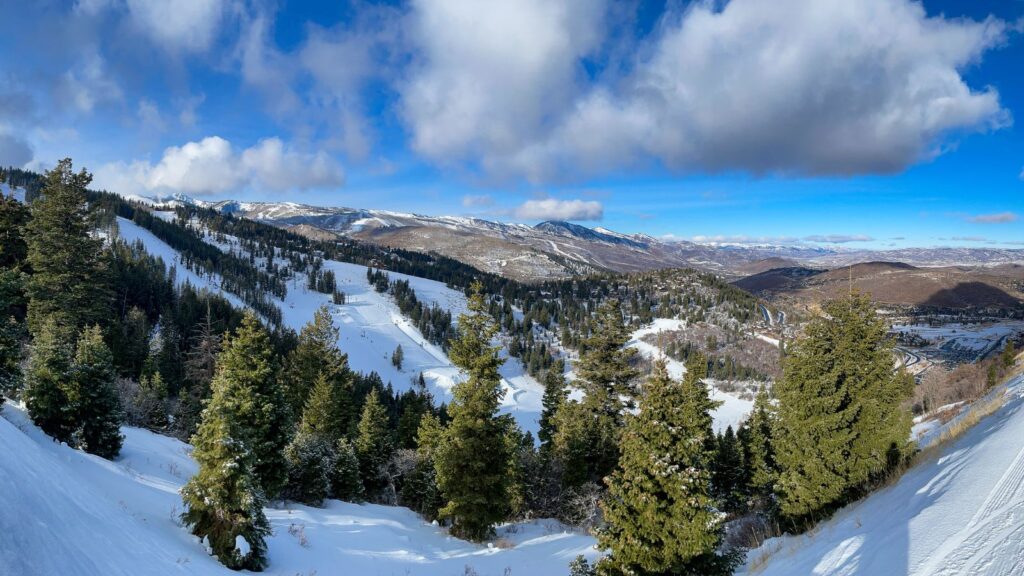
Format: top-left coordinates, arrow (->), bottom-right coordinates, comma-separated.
132,193 -> 1024,282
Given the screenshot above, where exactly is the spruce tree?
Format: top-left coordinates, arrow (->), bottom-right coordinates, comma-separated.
553,299 -> 637,487
434,282 -> 511,541
23,159 -> 110,334
742,386 -> 777,507
284,372 -> 342,505
538,359 -> 567,451
598,359 -> 733,575
176,306 -> 221,439
401,412 -> 444,520
136,371 -> 169,430
355,388 -> 393,501
712,425 -> 746,513
211,313 -> 291,498
282,305 -> 351,426
774,293 -> 914,525
70,326 -> 123,459
332,437 -> 364,501
0,271 -> 24,397
181,392 -> 271,571
24,317 -> 76,443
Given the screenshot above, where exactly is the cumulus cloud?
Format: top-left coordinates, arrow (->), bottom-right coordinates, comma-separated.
804,234 -> 874,243
399,0 -> 1011,182
461,194 -> 494,208
967,212 -> 1018,224
94,136 -> 344,196
513,198 -> 603,221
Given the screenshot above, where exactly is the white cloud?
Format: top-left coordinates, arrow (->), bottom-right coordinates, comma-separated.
967,212 -> 1018,224
400,0 -> 606,173
513,198 -> 603,221
94,136 -> 344,196
61,53 -> 123,113
399,0 -> 1011,182
0,132 -> 33,167
804,234 -> 874,243
125,0 -> 225,52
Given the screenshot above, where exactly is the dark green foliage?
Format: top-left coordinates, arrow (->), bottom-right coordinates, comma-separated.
23,159 -> 110,334
24,317 -> 76,443
742,386 -> 777,507
70,326 -> 123,459
537,360 -> 567,451
284,430 -> 336,507
400,412 -> 444,520
211,313 -> 291,499
434,283 -> 511,541
553,300 -> 638,488
0,192 -> 30,269
713,425 -> 746,513
597,358 -> 734,575
773,293 -> 914,526
332,437 -> 364,501
0,270 -> 25,397
1002,341 -> 1017,368
281,305 -> 352,432
135,371 -> 169,430
180,385 -> 271,571
569,555 -> 596,576
355,388 -> 394,501
391,344 -> 404,370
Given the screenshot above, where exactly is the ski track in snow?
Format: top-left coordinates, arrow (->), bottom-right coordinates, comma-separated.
744,374 -> 1024,576
0,403 -> 598,576
116,217 -> 546,435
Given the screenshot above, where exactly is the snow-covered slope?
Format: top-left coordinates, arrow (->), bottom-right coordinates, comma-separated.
115,217 -> 548,435
743,374 -> 1024,576
0,403 -> 598,576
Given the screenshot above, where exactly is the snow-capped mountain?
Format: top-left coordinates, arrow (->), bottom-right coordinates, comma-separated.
130,194 -> 1024,281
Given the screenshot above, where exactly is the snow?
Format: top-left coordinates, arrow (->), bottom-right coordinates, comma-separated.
0,403 -> 598,576
628,319 -> 755,432
743,373 -> 1024,575
115,217 -> 546,435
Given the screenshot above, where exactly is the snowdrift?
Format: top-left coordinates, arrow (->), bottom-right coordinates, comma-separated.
0,403 -> 598,576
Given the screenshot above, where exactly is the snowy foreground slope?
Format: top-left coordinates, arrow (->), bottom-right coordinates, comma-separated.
744,374 -> 1024,576
0,403 -> 598,576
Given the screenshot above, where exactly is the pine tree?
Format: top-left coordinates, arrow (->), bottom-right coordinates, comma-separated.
136,371 -> 169,430
284,372 -> 345,506
332,437 -> 364,501
211,313 -> 291,498
23,159 -> 110,334
538,359 -> 567,451
1003,341 -> 1017,369
0,271 -> 25,397
742,386 -> 777,507
774,293 -> 914,525
713,425 -> 746,513
282,305 -> 352,430
598,359 -> 734,575
553,300 -> 637,487
175,306 -> 221,439
24,317 -> 76,443
355,388 -> 393,501
70,326 -> 123,459
434,282 -> 511,541
401,412 -> 444,520
181,392 -> 271,571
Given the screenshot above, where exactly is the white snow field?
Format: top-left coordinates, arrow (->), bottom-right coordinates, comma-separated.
743,373 -> 1024,576
115,217 -> 546,435
629,319 -> 755,432
0,402 -> 598,576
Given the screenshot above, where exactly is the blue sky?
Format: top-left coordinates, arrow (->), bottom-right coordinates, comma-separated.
0,0 -> 1021,249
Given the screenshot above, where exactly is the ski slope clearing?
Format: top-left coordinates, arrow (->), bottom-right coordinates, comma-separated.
629,319 -> 754,432
743,374 -> 1024,576
0,403 -> 598,576
114,217 -> 546,434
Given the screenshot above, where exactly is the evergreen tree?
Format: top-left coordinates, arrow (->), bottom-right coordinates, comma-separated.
284,372 -> 344,506
332,437 -> 364,501
0,192 -> 30,269
136,371 -> 169,430
401,412 -> 444,520
713,425 -> 746,513
24,317 -> 76,443
0,271 -> 25,397
774,293 -> 914,525
355,388 -> 393,501
1003,341 -> 1017,369
23,159 -> 110,334
70,326 -> 123,459
434,282 -> 511,541
598,359 -> 733,575
282,305 -> 352,430
538,359 -> 567,451
553,300 -> 637,487
742,386 -> 777,507
180,387 -> 271,571
175,306 -> 221,438
391,344 -> 404,370
211,313 -> 291,498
